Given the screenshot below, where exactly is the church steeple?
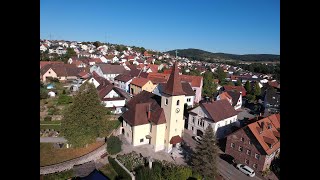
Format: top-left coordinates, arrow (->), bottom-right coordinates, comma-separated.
163,62 -> 186,96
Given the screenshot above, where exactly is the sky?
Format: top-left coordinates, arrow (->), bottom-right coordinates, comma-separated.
40,0 -> 280,55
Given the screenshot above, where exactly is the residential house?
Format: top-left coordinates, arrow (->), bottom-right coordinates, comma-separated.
263,88 -> 280,115
98,84 -> 131,114
222,85 -> 247,97
145,64 -> 159,73
130,77 -> 156,96
187,100 -> 239,139
120,63 -> 186,153
217,91 -> 242,110
40,61 -> 63,69
84,71 -> 112,89
88,58 -> 103,66
68,58 -> 87,68
90,64 -> 128,82
40,64 -> 88,82
114,74 -> 134,93
225,114 -> 280,172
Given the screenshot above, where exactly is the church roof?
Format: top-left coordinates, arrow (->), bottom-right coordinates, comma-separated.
162,63 -> 186,96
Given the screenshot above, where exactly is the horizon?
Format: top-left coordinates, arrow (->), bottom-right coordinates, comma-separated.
40,0 -> 280,55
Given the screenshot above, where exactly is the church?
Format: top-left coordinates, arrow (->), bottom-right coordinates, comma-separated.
120,63 -> 186,153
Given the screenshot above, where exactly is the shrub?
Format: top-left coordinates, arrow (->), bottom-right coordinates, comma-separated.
44,116 -> 52,121
40,88 -> 49,99
107,136 -> 122,155
58,94 -> 73,105
108,156 -> 131,180
246,94 -> 256,102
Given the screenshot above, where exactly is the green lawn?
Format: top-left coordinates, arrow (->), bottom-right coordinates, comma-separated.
40,120 -> 62,131
40,142 -> 104,166
100,119 -> 121,137
99,163 -> 118,180
41,169 -> 74,180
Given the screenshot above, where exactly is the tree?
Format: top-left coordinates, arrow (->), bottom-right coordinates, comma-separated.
253,81 -> 261,96
93,41 -> 102,48
191,125 -> 218,179
202,71 -> 217,97
244,81 -> 251,94
62,82 -> 107,147
216,67 -> 226,82
107,136 -> 122,154
235,79 -> 242,86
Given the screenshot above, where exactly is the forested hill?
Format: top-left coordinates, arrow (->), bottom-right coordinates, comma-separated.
165,48 -> 280,62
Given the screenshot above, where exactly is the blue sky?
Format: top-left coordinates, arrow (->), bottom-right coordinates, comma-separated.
40,0 -> 280,55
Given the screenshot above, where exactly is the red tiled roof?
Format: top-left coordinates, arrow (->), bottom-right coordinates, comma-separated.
147,64 -> 159,72
170,135 -> 182,144
92,71 -> 111,86
163,63 -> 186,96
89,58 -> 102,63
97,64 -> 128,74
131,77 -> 150,87
267,113 -> 280,130
180,75 -> 203,87
40,61 -> 63,69
223,85 -> 246,94
268,81 -> 280,89
201,99 -> 238,122
247,116 -> 280,155
114,74 -> 133,83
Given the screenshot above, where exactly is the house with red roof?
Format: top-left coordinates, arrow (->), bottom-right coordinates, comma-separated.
40,64 -> 89,82
130,77 -> 156,96
225,114 -> 280,172
114,74 -> 134,93
222,85 -> 247,97
217,91 -> 242,110
187,100 -> 239,139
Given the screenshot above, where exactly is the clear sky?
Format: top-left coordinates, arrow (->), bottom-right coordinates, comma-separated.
40,0 -> 280,55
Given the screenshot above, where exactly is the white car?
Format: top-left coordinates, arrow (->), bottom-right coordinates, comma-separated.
236,164 -> 255,177
194,136 -> 202,143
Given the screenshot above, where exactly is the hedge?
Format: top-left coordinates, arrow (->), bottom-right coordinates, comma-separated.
108,156 -> 131,180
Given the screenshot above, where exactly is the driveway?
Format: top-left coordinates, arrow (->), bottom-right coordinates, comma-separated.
182,129 -> 263,180
237,108 -> 255,120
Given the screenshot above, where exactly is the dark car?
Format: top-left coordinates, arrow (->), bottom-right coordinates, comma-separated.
219,154 -> 235,164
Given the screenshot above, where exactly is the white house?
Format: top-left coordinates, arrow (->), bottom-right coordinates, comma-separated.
40,44 -> 47,52
114,74 -> 133,93
187,100 -> 239,139
90,64 -> 128,82
98,85 -> 130,114
81,44 -> 88,51
216,91 -> 242,110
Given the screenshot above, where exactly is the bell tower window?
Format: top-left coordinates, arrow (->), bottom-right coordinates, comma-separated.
165,98 -> 168,105
177,100 -> 180,106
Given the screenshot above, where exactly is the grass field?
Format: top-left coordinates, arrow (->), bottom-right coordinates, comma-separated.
99,163 -> 118,180
40,141 -> 104,166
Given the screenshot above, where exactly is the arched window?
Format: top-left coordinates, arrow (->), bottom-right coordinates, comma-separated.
165,98 -> 168,105
177,100 -> 180,106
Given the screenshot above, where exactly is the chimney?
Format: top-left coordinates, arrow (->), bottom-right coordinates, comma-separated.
147,104 -> 151,119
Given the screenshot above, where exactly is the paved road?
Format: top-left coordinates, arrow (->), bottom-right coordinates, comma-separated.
183,129 -> 263,180
40,137 -> 67,143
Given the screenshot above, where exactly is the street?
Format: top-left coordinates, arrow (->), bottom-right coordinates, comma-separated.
183,129 -> 263,180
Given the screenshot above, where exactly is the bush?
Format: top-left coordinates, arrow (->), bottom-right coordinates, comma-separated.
246,94 -> 256,102
58,94 -> 73,105
42,169 -> 74,180
44,116 -> 52,121
107,136 -> 122,155
40,88 -> 49,99
108,156 -> 131,180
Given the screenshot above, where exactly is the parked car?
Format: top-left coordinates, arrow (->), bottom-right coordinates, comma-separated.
236,164 -> 255,177
194,136 -> 202,143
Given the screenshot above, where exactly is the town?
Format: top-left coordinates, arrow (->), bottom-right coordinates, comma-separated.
40,39 -> 280,180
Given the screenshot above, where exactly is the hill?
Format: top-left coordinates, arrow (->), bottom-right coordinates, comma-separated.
165,48 -> 280,62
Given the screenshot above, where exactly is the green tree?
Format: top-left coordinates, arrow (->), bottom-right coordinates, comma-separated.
253,81 -> 261,96
62,82 -> 107,147
107,136 -> 122,155
244,81 -> 251,94
191,125 -> 218,180
202,71 -> 217,97
93,41 -> 102,47
235,79 -> 242,86
216,67 -> 226,82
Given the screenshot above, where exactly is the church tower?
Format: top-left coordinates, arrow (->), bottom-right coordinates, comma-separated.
161,62 -> 186,153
